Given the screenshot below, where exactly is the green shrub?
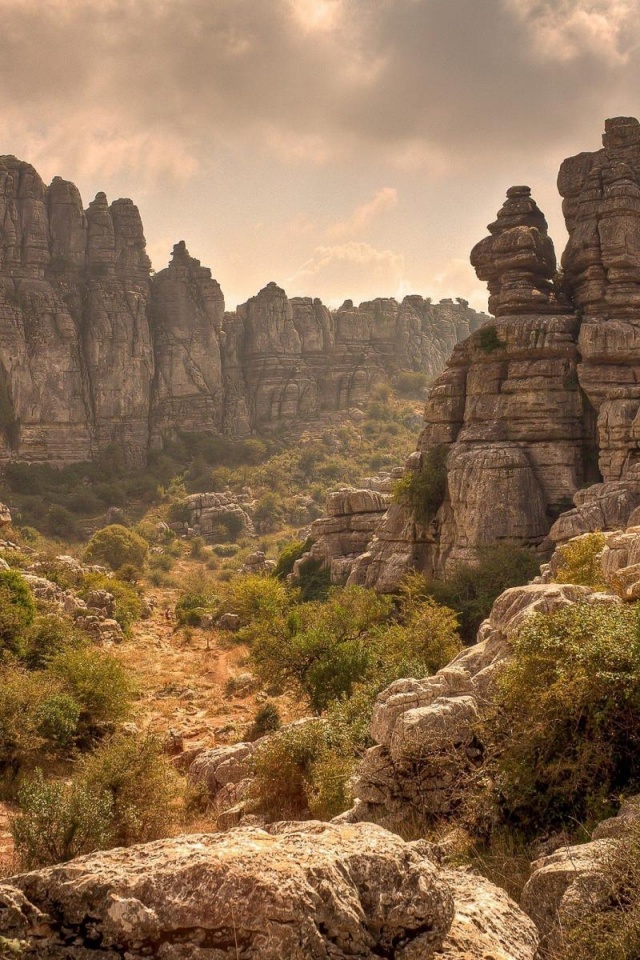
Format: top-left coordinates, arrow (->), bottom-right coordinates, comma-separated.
295,556 -> 331,603
393,445 -> 448,525
10,770 -> 113,868
175,572 -> 220,627
0,667 -> 59,774
33,693 -> 81,749
249,721 -> 334,821
0,569 -> 36,657
224,573 -> 292,632
84,524 -> 148,572
247,701 -> 282,741
554,532 -> 607,589
493,602 -> 640,833
478,325 -> 505,352
22,614 -> 84,669
79,573 -> 142,632
274,538 -> 313,580
10,735 -> 178,868
394,371 -> 430,397
78,733 -> 179,848
250,586 -> 393,712
47,646 -> 134,735
426,542 -> 540,644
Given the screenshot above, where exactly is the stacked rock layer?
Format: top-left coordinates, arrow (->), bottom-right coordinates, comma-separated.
0,155 -> 486,466
340,117 -> 640,588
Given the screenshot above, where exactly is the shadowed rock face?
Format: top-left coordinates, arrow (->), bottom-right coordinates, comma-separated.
0,155 -> 486,465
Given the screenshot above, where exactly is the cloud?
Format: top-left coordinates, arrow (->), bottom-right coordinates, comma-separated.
2,0 -> 639,189
327,187 -> 398,239
287,241 -> 406,303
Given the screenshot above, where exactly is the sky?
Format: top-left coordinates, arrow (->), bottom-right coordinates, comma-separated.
1,0 -> 639,311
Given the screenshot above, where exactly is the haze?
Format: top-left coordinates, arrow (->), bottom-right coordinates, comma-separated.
2,0 -> 639,310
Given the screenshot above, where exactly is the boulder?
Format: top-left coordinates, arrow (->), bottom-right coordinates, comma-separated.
0,821 -> 538,959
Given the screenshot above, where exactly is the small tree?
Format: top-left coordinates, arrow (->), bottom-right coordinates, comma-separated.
84,524 -> 148,572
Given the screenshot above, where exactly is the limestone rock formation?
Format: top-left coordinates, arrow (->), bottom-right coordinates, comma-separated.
522,797 -> 640,951
0,820 -> 538,959
333,118 -> 640,590
347,582 -> 610,832
149,242 -> 225,443
0,154 -> 486,466
470,185 -> 568,317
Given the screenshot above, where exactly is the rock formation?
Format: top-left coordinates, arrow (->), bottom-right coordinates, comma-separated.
0,820 -> 538,959
0,154 -> 486,466
319,117 -> 640,590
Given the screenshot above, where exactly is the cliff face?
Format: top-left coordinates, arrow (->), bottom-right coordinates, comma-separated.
0,155 -> 486,465
348,116 -> 640,589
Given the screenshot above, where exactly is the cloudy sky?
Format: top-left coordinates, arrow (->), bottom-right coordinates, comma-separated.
1,0 -> 639,310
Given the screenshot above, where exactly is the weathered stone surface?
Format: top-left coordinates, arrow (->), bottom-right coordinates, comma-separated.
149,241 -> 225,443
470,186 -> 569,317
297,482 -> 393,585
349,583 -> 595,830
342,119 -> 640,589
0,155 -> 485,466
439,869 -> 538,960
188,743 -> 255,798
2,822 -> 457,959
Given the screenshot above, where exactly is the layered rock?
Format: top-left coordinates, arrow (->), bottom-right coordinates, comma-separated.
0,153 -> 486,465
0,820 -> 537,959
521,797 -> 640,951
338,118 -> 640,589
149,241 -> 225,443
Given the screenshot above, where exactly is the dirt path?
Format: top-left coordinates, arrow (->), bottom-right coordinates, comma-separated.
118,585 -> 262,753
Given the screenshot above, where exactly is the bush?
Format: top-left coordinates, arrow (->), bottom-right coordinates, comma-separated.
393,445 -> 448,525
493,602 -> 640,833
79,573 -> 142,632
247,701 -> 282,740
249,721 -> 338,821
47,646 -> 134,735
394,371 -> 430,398
79,733 -> 179,848
426,542 -> 540,644
274,539 -> 311,580
0,569 -> 36,657
10,770 -> 113,868
224,573 -> 292,632
251,586 -> 393,712
554,532 -> 607,589
478,325 -> 505,352
295,556 -> 332,603
175,573 -> 220,627
0,667 -> 61,775
32,693 -> 81,750
84,524 -> 148,572
21,614 -> 84,669
10,735 -> 179,868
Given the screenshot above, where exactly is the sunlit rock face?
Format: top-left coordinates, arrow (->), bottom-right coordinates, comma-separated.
0,820 -> 538,960
0,154 -> 486,465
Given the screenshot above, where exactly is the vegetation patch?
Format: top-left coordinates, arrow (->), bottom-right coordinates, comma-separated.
393,445 -> 448,525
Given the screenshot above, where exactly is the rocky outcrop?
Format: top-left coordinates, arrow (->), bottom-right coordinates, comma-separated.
0,153 -> 486,466
346,582 -> 600,832
0,820 -> 537,959
297,483 -> 395,585
335,117 -> 640,589
521,797 -> 640,950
